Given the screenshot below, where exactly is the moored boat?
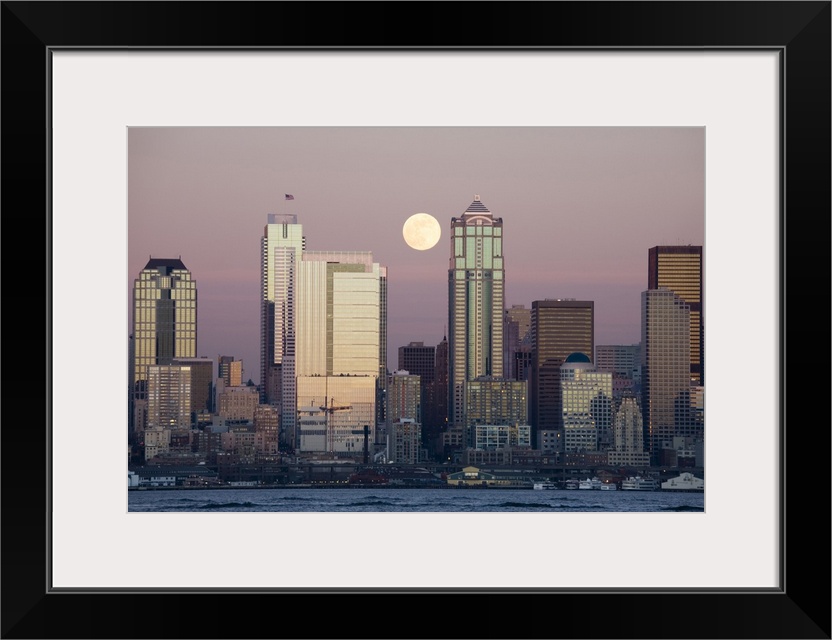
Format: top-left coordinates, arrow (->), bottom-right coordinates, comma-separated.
620,476 -> 660,491
533,481 -> 558,490
579,477 -> 603,490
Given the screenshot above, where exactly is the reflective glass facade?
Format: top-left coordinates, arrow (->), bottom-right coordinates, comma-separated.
132,258 -> 197,432
641,288 -> 691,465
648,246 -> 703,386
260,214 -> 304,441
560,361 -> 612,452
529,300 -> 594,445
448,196 -> 504,426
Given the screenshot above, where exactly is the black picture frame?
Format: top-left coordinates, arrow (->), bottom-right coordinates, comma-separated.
2,2 -> 829,638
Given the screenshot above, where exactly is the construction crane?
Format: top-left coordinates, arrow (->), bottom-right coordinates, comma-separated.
320,396 -> 351,453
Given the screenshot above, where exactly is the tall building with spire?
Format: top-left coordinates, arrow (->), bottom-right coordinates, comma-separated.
131,257 -> 197,435
447,196 -> 504,426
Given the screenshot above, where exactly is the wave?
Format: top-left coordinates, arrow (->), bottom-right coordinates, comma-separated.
660,505 -> 704,512
196,501 -> 258,510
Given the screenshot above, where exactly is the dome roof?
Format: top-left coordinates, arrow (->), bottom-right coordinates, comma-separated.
564,352 -> 591,364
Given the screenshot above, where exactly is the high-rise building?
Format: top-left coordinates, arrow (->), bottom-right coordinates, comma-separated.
503,304 -> 531,380
641,288 -> 691,465
559,352 -> 613,452
529,299 -> 594,448
387,370 -> 421,425
595,344 -> 642,401
429,335 -> 449,451
260,211 -> 387,454
260,213 -> 305,440
145,363 -> 193,460
648,245 -> 703,385
607,395 -> 650,467
172,357 -> 214,425
448,196 -> 504,426
398,341 -> 435,428
218,355 -> 243,388
131,257 -> 197,434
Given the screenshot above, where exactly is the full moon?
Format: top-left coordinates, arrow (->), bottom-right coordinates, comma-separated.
402,213 -> 441,251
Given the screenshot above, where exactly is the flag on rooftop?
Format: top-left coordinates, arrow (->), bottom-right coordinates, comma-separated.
285,194 -> 294,200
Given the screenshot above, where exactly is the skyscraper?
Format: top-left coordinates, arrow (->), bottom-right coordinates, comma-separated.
641,288 -> 691,465
260,213 -> 305,443
530,299 -> 594,449
448,195 -> 504,426
131,257 -> 197,434
218,355 -> 243,388
398,341 -> 435,429
648,245 -> 703,385
261,207 -> 386,454
560,352 -> 613,452
503,304 -> 531,380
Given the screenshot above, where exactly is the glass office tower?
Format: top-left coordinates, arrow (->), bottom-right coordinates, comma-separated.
530,299 -> 594,448
447,196 -> 504,426
648,245 -> 703,386
641,288 -> 691,465
131,257 -> 197,433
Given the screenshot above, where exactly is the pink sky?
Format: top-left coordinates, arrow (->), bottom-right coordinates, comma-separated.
128,127 -> 704,384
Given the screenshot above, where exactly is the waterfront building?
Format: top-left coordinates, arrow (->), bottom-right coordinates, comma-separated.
448,196 -> 504,426
641,288 -> 692,465
472,424 -> 531,450
648,245 -> 703,385
296,375 -> 376,456
560,353 -> 613,453
465,376 -> 528,448
131,257 -> 197,434
388,418 -> 421,464
530,299 -> 594,449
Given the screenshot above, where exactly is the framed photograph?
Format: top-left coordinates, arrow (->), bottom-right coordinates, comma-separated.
3,2 -> 829,638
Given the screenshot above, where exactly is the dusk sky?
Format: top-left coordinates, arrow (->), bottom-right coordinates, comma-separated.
128,126 -> 704,385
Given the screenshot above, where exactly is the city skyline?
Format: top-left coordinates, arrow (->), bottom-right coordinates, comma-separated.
128,126 -> 705,385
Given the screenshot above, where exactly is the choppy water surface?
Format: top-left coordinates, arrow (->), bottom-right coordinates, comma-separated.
129,487 -> 704,513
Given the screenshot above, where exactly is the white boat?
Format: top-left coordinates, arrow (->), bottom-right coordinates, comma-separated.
599,482 -> 617,491
661,472 -> 704,492
564,480 -> 579,490
579,477 -> 603,490
533,481 -> 558,490
620,476 -> 660,491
